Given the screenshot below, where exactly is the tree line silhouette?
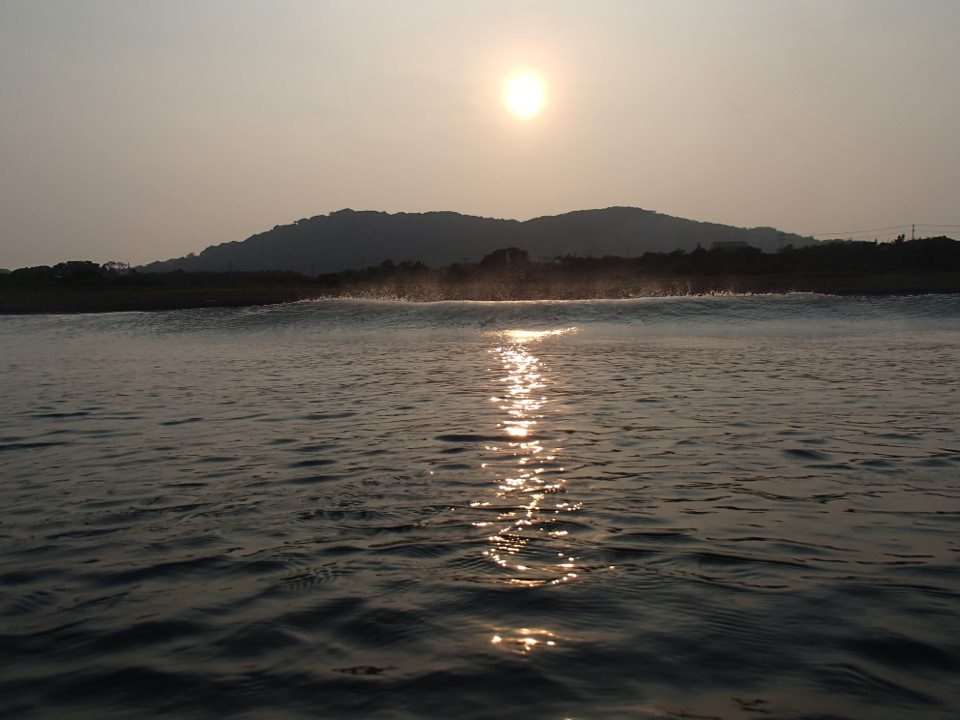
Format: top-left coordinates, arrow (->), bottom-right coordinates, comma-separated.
2,236 -> 959,312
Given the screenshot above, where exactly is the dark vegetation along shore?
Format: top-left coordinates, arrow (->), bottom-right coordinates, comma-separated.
2,236 -> 960,314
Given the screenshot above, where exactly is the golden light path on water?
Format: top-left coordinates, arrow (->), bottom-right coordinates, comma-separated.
474,328 -> 580,654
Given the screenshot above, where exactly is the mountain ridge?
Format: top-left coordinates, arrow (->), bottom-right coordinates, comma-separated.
142,207 -> 816,275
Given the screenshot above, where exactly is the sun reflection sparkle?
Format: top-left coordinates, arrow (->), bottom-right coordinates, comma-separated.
490,627 -> 560,655
480,328 -> 581,591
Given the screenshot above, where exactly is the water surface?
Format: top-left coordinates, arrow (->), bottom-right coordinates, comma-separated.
1,295 -> 959,719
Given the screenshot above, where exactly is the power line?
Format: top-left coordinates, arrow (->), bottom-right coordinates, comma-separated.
811,224 -> 910,238
811,223 -> 960,239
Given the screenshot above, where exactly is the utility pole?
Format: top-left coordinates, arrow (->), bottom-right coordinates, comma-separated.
912,224 -> 915,241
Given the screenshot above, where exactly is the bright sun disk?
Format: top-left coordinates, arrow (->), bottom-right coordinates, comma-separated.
504,72 -> 545,119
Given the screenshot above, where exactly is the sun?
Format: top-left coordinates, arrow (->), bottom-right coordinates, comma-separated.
504,72 -> 546,119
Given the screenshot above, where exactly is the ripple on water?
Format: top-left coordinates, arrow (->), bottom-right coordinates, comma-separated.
1,297 -> 959,719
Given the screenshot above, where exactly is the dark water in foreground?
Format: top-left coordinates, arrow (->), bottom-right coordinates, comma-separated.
1,295 -> 959,720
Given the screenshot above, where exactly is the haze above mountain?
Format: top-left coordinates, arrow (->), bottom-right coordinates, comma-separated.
143,207 -> 816,275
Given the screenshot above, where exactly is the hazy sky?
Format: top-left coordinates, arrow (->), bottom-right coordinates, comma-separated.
1,0 -> 959,268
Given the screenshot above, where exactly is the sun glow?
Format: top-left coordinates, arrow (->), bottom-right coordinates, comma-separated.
503,72 -> 546,119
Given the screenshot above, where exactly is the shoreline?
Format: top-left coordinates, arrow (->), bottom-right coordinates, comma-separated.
2,271 -> 959,314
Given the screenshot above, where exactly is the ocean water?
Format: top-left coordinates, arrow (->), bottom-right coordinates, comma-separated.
1,294 -> 959,720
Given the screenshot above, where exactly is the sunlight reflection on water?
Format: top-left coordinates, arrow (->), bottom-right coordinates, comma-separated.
480,328 -> 581,600
491,627 -> 561,655
478,328 -> 583,655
